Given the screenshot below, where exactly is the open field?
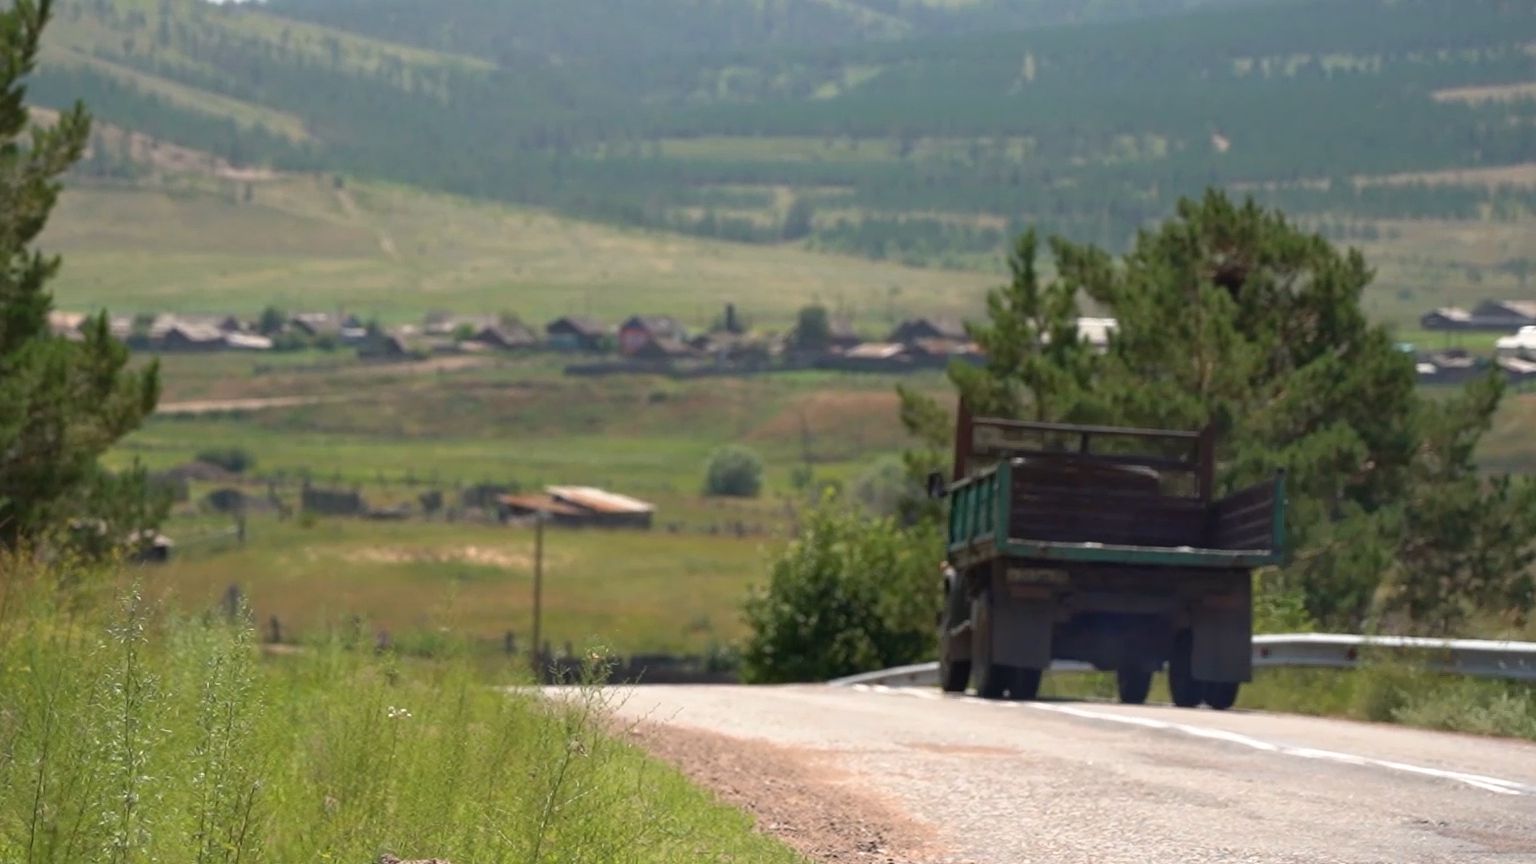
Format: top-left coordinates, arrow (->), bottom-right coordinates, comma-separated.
113,355 -> 954,658
116,352 -> 946,512
43,174 -> 997,329
140,515 -> 771,655
106,347 -> 1536,661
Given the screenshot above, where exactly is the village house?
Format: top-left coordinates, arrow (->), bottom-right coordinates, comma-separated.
358,332 -> 415,360
424,312 -> 499,337
1421,300 -> 1536,332
160,322 -> 230,352
546,316 -> 608,352
290,312 -> 362,338
824,342 -> 915,372
1497,326 -> 1536,357
909,338 -> 985,368
48,311 -> 87,340
1476,300 -> 1536,328
497,485 -> 655,530
826,319 -> 862,350
618,315 -> 689,356
1415,349 -> 1488,385
469,321 -> 539,351
1075,317 -> 1118,352
889,317 -> 967,345
1498,356 -> 1536,385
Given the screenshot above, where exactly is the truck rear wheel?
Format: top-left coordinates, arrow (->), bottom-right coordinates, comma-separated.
1007,666 -> 1042,701
1116,666 -> 1153,705
939,656 -> 971,693
1203,682 -> 1240,711
1167,631 -> 1202,708
976,664 -> 1040,700
939,575 -> 972,693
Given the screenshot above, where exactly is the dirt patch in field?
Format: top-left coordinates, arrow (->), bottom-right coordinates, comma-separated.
1432,80 -> 1536,105
627,721 -> 944,863
156,395 -> 359,416
746,390 -> 914,455
1358,162 -> 1536,190
333,546 -> 536,570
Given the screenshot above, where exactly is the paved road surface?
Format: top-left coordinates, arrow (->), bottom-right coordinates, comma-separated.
612,684 -> 1536,863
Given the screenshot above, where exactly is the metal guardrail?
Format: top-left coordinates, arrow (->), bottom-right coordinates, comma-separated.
828,633 -> 1536,687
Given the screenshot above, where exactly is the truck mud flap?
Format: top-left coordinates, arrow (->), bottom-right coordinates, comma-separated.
992,600 -> 1055,670
1190,583 -> 1252,682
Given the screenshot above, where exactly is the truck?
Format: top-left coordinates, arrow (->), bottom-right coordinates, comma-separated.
931,402 -> 1287,709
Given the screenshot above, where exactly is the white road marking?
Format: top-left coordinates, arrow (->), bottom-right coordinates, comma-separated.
850,684 -> 1531,796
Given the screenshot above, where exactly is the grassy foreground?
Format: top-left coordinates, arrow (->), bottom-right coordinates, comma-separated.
0,558 -> 803,863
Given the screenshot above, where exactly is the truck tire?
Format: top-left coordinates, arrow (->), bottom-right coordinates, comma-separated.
1116,666 -> 1153,705
940,655 -> 971,693
1203,682 -> 1240,711
1007,666 -> 1043,701
938,576 -> 971,693
975,664 -> 1040,700
1167,631 -> 1202,708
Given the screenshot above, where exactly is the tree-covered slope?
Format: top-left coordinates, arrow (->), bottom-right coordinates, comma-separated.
26,0 -> 1536,279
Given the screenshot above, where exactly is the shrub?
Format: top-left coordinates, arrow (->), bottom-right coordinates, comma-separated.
741,495 -> 939,682
853,455 -> 916,518
704,445 -> 763,498
196,446 -> 257,474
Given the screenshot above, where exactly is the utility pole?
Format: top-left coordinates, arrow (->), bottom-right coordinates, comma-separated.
530,512 -> 545,681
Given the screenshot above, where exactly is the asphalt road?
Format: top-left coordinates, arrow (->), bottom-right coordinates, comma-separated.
612,684 -> 1536,863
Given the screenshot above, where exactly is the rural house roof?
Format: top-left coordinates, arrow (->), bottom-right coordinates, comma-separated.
164,322 -> 226,344
844,342 -> 910,361
1425,306 -> 1473,323
497,493 -> 587,518
48,311 -> 87,336
546,316 -> 607,337
632,335 -> 697,359
472,322 -> 538,348
621,315 -> 687,338
546,486 -> 656,515
1473,300 -> 1536,321
889,317 -> 967,343
224,332 -> 274,351
1497,326 -> 1536,352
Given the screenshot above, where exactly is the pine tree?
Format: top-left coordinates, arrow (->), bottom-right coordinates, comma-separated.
0,0 -> 161,551
904,191 -> 1536,632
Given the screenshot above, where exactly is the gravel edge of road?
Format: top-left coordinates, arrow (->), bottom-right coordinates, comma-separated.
624,721 -> 950,864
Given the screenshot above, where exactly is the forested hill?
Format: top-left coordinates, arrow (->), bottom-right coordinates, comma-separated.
264,0 -> 1272,67
29,0 -> 1536,292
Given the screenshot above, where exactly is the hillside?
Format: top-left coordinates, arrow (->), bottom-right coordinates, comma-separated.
265,0 -> 1274,65
42,167 -> 995,326
26,0 -> 1536,327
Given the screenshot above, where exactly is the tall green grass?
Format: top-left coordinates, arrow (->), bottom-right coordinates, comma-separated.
0,553 -> 801,864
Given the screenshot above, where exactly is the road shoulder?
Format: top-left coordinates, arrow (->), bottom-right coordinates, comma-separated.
625,721 -> 946,863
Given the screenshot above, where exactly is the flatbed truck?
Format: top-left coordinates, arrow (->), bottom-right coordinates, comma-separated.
932,402 -> 1287,709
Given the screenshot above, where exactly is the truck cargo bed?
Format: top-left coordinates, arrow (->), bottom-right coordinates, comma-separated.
946,457 -> 1286,569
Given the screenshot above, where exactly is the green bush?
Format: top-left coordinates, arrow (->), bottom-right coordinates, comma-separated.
741,495 -> 939,682
852,455 -> 916,518
196,446 -> 257,474
703,445 -> 763,498
0,555 -> 800,863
